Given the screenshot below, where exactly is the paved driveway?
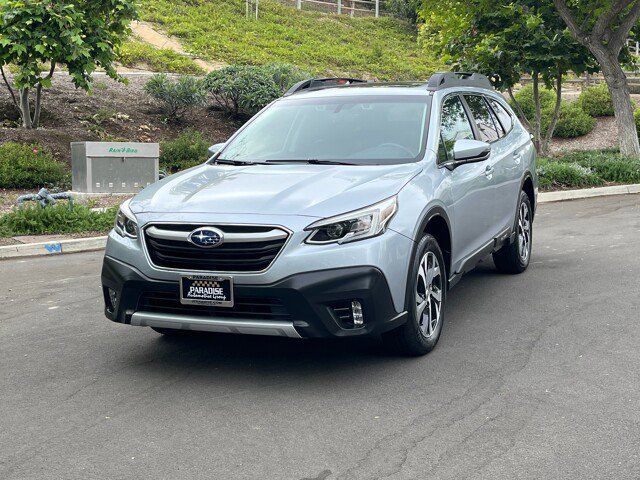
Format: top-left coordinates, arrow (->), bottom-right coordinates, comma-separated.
1,195 -> 639,479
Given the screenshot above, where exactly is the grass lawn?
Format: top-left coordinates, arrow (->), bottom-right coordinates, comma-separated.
139,0 -> 440,80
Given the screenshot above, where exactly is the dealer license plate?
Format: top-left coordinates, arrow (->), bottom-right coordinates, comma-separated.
180,275 -> 234,307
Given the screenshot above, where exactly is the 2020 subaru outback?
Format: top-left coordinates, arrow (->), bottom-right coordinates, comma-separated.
101,72 -> 537,356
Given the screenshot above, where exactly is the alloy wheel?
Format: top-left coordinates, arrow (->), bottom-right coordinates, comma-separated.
518,202 -> 531,263
415,251 -> 443,338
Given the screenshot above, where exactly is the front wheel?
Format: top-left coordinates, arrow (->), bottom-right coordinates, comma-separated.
493,191 -> 532,274
382,234 -> 446,356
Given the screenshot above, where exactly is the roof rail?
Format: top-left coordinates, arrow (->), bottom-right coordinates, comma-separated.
284,77 -> 369,96
426,72 -> 494,91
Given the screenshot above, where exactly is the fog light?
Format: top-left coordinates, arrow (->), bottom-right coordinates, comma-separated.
107,288 -> 118,312
351,300 -> 364,326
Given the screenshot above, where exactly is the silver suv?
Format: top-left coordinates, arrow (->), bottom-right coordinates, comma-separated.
101,72 -> 537,356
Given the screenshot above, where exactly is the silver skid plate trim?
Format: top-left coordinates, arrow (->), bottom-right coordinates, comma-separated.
131,311 -> 302,338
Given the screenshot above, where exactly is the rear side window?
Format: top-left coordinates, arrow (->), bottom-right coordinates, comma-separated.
464,95 -> 499,143
438,95 -> 474,162
488,98 -> 513,134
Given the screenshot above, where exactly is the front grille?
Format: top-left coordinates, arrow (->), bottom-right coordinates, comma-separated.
143,224 -> 289,272
138,291 -> 292,321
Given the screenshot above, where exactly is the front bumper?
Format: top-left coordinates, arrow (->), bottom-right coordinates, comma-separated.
101,256 -> 407,338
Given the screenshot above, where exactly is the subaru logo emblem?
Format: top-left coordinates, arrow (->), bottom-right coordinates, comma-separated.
188,227 -> 224,248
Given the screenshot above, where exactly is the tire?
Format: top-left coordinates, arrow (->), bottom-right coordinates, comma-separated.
382,234 -> 446,356
151,327 -> 184,336
493,191 -> 532,274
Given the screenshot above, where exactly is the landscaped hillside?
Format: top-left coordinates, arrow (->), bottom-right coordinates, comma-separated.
139,0 -> 440,80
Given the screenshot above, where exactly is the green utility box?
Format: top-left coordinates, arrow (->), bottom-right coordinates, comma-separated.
71,142 -> 159,193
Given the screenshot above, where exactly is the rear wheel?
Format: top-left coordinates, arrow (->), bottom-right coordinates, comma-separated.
493,191 -> 532,274
382,234 -> 446,356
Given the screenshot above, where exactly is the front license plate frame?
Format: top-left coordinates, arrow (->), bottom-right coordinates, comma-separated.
180,275 -> 234,307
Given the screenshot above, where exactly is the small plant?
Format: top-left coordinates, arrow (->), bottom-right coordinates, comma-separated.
259,63 -> 310,94
536,158 -> 603,190
144,73 -> 206,120
0,142 -> 69,189
204,65 -> 280,117
510,84 -> 556,122
0,203 -> 117,237
552,102 -> 596,138
552,150 -> 640,184
578,83 -> 614,117
634,107 -> 640,137
160,130 -> 211,173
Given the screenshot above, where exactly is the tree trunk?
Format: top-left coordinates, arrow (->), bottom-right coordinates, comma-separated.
532,72 -> 542,154
541,71 -> 563,156
597,52 -> 640,157
19,88 -> 32,129
33,84 -> 43,129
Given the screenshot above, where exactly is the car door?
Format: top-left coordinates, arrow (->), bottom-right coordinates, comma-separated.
462,94 -> 510,238
486,96 -> 528,231
438,94 -> 495,267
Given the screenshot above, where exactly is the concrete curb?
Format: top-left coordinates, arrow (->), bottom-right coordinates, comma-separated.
2,183 -> 639,260
0,236 -> 107,260
539,183 -> 640,203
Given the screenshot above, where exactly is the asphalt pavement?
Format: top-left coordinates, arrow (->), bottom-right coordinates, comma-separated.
1,195 -> 639,480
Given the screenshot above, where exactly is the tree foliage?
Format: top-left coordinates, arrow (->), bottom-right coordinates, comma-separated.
0,0 -> 137,129
553,0 -> 640,157
420,0 -> 597,154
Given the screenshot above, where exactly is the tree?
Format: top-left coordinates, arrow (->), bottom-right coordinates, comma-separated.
0,0 -> 137,129
553,0 -> 640,157
421,0 -> 597,155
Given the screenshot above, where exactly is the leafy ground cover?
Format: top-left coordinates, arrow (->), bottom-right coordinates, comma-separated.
139,0 -> 440,80
0,203 -> 117,237
538,149 -> 640,190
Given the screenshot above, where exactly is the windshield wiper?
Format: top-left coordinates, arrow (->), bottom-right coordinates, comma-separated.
214,158 -> 257,166
265,159 -> 355,165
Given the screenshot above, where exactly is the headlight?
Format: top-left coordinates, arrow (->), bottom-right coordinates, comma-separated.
114,199 -> 138,238
305,196 -> 397,244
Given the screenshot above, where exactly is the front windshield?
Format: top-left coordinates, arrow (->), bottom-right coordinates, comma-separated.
218,95 -> 430,165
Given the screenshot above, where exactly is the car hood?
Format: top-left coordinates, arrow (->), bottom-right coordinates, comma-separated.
130,163 -> 422,219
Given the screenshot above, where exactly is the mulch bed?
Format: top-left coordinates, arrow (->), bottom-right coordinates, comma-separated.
0,72 -> 242,164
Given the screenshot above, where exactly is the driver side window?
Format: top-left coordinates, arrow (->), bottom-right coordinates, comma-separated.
438,95 -> 474,163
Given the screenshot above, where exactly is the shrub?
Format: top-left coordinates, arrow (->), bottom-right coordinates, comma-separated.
635,107 -> 640,137
260,63 -> 310,94
144,73 -> 206,119
118,40 -> 205,75
385,0 -> 421,23
536,158 -> 603,190
552,102 -> 596,138
510,84 -> 556,121
204,65 -> 280,117
578,83 -> 614,117
552,150 -> 640,184
0,203 -> 117,237
0,143 -> 69,189
160,130 -> 210,173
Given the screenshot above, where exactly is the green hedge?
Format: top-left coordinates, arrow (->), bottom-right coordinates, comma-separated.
204,63 -> 310,117
160,130 -> 210,173
552,102 -> 596,138
578,84 -> 614,117
0,143 -> 70,189
537,150 -> 640,190
0,203 -> 117,237
511,86 -> 595,138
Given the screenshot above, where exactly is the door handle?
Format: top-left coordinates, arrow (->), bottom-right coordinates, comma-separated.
484,165 -> 494,178
513,152 -> 523,165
